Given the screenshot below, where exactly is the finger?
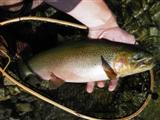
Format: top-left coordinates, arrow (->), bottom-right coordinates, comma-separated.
108,79 -> 118,92
135,41 -> 139,45
97,81 -> 105,88
127,35 -> 136,44
115,33 -> 135,45
86,82 -> 95,93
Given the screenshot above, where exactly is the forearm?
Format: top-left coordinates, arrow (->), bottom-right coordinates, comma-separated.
44,0 -> 81,13
67,0 -> 118,28
45,0 -> 118,29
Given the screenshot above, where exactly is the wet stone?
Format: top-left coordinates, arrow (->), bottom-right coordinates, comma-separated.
16,103 -> 33,112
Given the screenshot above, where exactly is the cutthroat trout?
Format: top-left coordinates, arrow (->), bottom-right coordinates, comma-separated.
19,39 -> 154,90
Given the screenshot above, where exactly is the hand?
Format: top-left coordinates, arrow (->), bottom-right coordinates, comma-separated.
86,26 -> 136,93
89,26 -> 136,44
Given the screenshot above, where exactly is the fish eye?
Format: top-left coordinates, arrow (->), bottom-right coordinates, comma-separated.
133,53 -> 144,61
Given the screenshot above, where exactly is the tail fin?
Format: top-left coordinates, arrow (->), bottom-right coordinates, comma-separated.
17,58 -> 33,80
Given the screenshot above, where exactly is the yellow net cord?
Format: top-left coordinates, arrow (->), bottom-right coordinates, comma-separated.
0,49 -> 155,120
0,16 -> 155,120
0,16 -> 87,29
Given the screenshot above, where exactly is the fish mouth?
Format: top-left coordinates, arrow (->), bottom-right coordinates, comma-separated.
119,57 -> 154,77
130,57 -> 155,75
135,57 -> 154,68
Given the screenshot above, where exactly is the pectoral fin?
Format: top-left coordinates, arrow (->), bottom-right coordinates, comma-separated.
48,72 -> 65,90
101,56 -> 119,91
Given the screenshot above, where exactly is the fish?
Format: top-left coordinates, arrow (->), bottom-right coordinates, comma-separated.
18,39 -> 154,89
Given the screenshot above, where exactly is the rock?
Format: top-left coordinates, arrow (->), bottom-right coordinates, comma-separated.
16,103 -> 33,112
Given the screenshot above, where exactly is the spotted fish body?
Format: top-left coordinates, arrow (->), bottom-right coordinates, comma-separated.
20,40 -> 154,84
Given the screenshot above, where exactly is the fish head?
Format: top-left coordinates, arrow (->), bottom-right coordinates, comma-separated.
113,49 -> 155,77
